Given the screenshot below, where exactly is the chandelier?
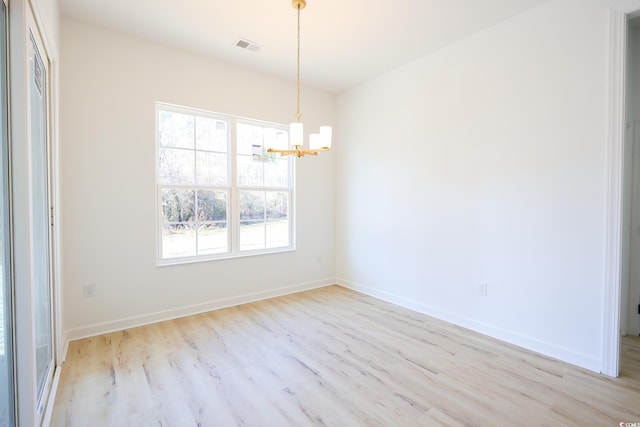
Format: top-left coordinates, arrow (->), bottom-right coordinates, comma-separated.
266,0 -> 332,158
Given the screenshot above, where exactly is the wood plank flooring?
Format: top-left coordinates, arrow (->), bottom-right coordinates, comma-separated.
51,286 -> 640,426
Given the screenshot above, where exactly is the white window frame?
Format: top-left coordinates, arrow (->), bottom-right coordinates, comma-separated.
156,102 -> 296,265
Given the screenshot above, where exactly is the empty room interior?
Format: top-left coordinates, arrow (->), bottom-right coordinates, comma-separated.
2,0 -> 640,426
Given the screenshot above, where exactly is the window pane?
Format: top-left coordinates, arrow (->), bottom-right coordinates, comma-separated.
239,191 -> 265,251
237,122 -> 284,187
266,191 -> 288,219
30,36 -> 53,404
197,190 -> 227,222
162,224 -> 196,258
159,111 -> 194,149
240,221 -> 265,251
159,148 -> 194,185
264,158 -> 289,187
266,219 -> 289,249
198,223 -> 228,255
237,122 -> 263,155
162,189 -> 195,223
196,151 -> 227,186
239,191 -> 265,221
196,117 -> 227,152
237,155 -> 264,187
266,192 -> 288,248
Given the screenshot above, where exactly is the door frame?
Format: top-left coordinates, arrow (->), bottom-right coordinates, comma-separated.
28,1 -> 62,424
9,0 -> 60,425
604,2 -> 640,378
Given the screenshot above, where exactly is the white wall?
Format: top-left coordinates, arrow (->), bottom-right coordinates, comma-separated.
60,18 -> 336,339
336,0 -> 620,372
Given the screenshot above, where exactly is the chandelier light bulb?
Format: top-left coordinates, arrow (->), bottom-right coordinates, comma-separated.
290,122 -> 304,147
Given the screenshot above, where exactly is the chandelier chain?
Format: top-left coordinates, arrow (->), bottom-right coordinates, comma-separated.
296,4 -> 301,123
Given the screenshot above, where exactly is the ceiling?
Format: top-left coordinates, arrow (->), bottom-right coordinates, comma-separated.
59,0 -> 549,93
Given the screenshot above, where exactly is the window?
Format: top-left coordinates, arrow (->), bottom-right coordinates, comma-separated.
156,103 -> 294,264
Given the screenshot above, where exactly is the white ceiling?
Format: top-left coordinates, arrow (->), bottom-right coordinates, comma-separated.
59,0 -> 549,93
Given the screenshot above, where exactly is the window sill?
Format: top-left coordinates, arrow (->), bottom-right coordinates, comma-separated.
156,246 -> 296,267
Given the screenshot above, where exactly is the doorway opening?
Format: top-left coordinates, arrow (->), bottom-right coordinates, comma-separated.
622,15 -> 640,349
606,4 -> 640,378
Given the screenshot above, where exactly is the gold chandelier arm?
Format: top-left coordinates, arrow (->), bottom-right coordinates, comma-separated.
267,147 -> 328,158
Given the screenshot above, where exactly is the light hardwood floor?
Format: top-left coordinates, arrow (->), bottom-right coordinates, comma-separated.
51,286 -> 640,426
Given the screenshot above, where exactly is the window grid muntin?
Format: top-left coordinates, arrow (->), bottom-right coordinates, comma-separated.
156,103 -> 294,264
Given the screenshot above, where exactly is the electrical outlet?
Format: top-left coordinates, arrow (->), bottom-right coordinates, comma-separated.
83,284 -> 96,298
478,283 -> 488,297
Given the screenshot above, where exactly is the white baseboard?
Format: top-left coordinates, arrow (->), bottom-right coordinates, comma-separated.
337,278 -> 601,373
62,277 -> 601,373
58,337 -> 70,364
64,278 -> 335,345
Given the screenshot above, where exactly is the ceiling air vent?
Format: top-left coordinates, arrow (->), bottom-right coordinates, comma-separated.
234,38 -> 262,53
